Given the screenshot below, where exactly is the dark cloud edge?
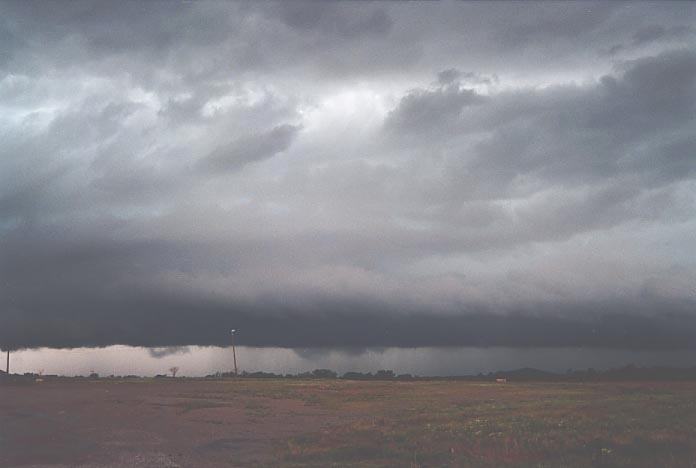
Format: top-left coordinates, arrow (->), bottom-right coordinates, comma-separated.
3,293 -> 695,351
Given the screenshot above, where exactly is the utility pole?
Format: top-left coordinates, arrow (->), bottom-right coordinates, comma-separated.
230,329 -> 238,376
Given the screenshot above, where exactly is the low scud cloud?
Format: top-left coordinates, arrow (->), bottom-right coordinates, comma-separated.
1,2 -> 695,350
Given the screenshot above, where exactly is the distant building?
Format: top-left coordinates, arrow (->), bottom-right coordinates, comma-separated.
495,378 -> 507,383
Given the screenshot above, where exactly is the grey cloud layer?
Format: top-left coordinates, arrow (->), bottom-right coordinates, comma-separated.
1,1 -> 696,350
200,124 -> 302,173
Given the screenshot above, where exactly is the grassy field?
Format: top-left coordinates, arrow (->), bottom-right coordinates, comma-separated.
1,378 -> 695,467
272,380 -> 696,467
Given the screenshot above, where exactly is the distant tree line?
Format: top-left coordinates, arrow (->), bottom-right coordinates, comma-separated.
202,365 -> 696,382
5,365 -> 696,382
207,369 -> 409,380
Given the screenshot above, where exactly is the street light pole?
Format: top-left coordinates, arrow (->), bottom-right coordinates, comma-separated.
230,330 -> 238,376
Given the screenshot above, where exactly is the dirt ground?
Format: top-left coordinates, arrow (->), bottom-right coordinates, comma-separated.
1,378 -> 695,467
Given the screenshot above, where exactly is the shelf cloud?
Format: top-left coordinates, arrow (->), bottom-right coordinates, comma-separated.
1,1 -> 695,350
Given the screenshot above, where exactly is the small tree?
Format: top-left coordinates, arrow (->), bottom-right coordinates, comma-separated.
312,369 -> 337,379
375,369 -> 395,380
169,366 -> 179,378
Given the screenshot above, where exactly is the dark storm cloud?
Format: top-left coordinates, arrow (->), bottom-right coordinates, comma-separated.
2,284 -> 695,350
0,1 -> 400,85
384,49 -> 696,195
269,2 -> 393,38
1,1 -> 696,351
2,216 -> 696,350
200,124 -> 301,173
632,25 -> 694,46
384,81 -> 486,136
607,24 -> 695,55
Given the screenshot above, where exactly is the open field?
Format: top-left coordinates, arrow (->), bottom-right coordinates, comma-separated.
1,379 -> 696,467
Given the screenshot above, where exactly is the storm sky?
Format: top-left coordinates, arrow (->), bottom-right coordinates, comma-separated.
2,1 -> 696,350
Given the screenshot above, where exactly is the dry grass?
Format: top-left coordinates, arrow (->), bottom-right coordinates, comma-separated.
270,381 -> 696,467
2,379 -> 695,467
